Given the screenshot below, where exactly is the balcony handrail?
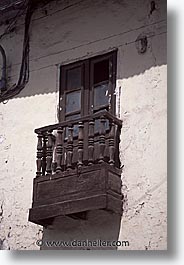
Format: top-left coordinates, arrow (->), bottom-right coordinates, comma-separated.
35,110 -> 122,134
34,110 -> 122,177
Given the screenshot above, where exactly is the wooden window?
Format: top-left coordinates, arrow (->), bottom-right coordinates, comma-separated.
59,50 -> 117,122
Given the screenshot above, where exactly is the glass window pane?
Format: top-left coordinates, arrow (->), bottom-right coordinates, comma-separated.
94,59 -> 109,84
94,83 -> 109,108
66,90 -> 81,114
67,67 -> 82,90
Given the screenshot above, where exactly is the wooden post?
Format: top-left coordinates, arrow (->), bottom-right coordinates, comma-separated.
67,125 -> 73,169
88,119 -> 94,165
99,116 -> 106,163
56,127 -> 63,172
46,130 -> 53,175
78,121 -> 84,168
36,132 -> 43,177
109,122 -> 115,165
42,135 -> 47,176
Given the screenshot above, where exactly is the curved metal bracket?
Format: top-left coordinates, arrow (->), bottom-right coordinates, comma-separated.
0,44 -> 7,91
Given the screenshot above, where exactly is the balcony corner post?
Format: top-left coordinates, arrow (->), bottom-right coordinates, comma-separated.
109,122 -> 115,166
36,132 -> 43,177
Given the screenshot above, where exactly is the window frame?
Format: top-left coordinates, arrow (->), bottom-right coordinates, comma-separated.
59,50 -> 117,123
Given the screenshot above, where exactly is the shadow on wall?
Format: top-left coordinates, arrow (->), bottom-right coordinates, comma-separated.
36,2 -> 166,251
5,29 -> 167,99
41,210 -> 122,250
0,0 -> 167,99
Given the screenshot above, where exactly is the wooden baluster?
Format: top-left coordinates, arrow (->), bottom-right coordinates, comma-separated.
109,122 -> 115,165
67,125 -> 73,170
99,116 -> 106,163
78,121 -> 84,168
46,130 -> 53,175
36,132 -> 43,177
88,119 -> 94,165
42,135 -> 47,175
56,127 -> 63,172
63,147 -> 67,171
52,142 -> 57,173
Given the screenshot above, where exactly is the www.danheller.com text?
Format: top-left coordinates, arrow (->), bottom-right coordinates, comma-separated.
36,239 -> 130,248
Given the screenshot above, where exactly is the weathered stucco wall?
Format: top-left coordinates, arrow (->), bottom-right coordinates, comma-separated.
0,0 -> 167,250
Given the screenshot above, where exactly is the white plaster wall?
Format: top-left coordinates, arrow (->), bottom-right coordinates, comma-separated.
0,0 -> 167,250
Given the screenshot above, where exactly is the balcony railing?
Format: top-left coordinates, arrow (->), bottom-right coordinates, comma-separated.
35,110 -> 122,177
29,110 -> 123,225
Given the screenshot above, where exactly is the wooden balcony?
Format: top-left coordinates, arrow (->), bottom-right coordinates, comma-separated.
28,110 -> 123,226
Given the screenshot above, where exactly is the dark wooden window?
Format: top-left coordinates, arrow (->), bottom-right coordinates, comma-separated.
59,50 -> 117,122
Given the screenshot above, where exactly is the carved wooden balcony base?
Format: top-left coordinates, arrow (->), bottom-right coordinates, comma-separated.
29,163 -> 122,226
